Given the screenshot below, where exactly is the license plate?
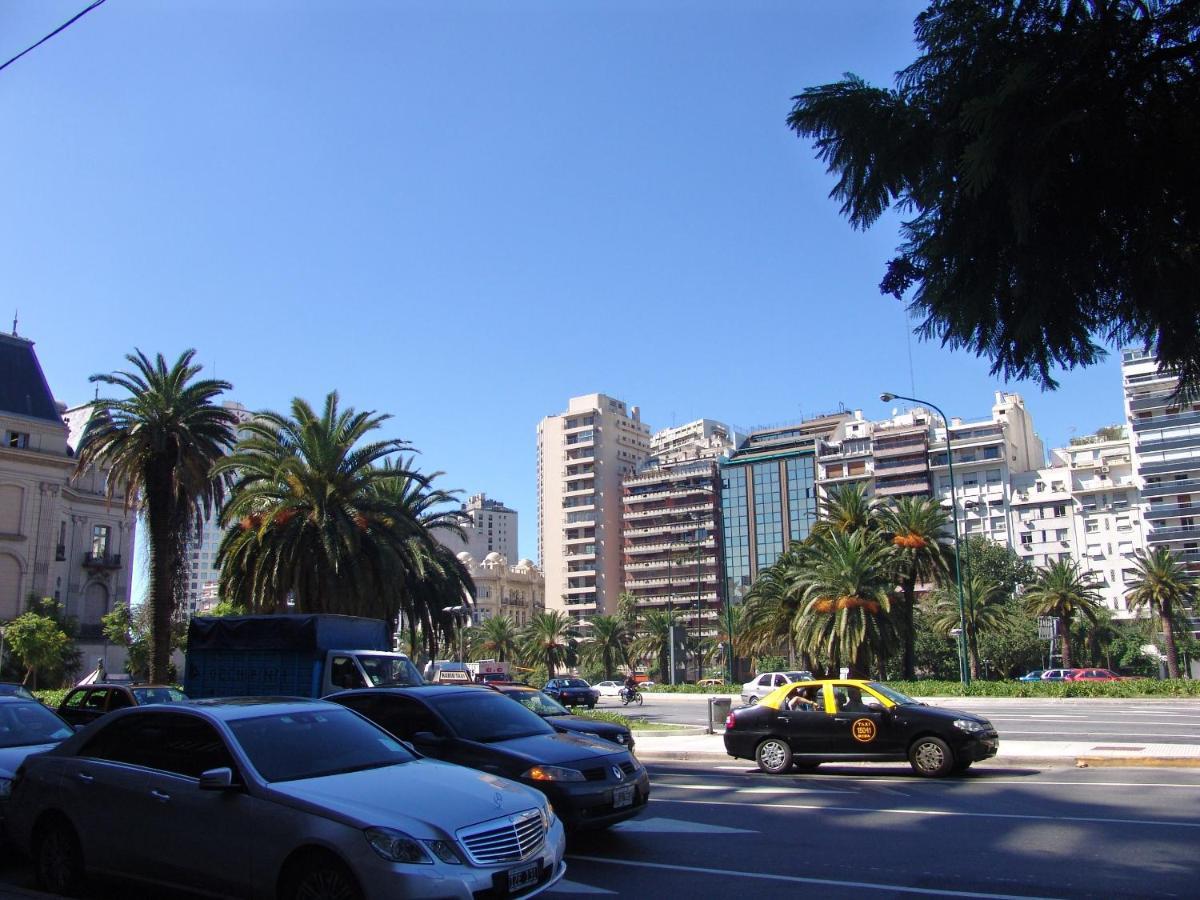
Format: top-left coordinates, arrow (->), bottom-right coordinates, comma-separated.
507,862 -> 540,893
613,784 -> 635,808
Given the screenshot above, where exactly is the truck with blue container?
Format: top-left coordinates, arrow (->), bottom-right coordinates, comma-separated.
183,613 -> 424,699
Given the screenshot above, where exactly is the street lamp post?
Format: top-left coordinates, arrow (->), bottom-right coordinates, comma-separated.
880,392 -> 971,687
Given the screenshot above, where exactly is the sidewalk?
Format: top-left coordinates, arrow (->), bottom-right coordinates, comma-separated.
633,729 -> 1200,768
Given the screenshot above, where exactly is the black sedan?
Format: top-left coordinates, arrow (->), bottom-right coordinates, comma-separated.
493,685 -> 635,751
331,686 -> 649,830
723,679 -> 999,777
542,678 -> 598,709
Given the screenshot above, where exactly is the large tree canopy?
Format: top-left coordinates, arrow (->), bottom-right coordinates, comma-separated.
788,0 -> 1200,388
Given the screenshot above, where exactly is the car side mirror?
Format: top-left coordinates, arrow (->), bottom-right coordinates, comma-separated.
198,767 -> 238,791
412,731 -> 446,748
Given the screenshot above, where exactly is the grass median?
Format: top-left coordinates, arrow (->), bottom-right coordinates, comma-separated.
639,679 -> 1200,699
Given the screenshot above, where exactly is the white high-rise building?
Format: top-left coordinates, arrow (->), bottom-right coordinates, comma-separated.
537,394 -> 650,622
435,493 -> 518,563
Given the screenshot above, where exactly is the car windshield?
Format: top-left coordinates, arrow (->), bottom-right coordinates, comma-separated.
562,679 -> 590,688
786,672 -> 811,681
0,702 -> 73,748
0,684 -> 36,700
358,655 -> 424,687
507,690 -> 570,717
866,683 -> 920,706
132,687 -> 187,705
228,708 -> 416,782
433,693 -> 555,743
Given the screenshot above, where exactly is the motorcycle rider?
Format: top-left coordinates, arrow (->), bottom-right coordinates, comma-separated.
622,673 -> 640,701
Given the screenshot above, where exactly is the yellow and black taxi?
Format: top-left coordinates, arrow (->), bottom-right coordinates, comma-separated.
723,679 -> 998,777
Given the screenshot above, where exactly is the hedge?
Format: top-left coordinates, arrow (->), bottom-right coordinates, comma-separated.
639,680 -> 1200,698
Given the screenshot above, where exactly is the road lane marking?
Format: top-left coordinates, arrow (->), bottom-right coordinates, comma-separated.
610,816 -> 757,834
566,855 -> 1061,899
653,797 -> 1200,829
656,783 -> 850,794
649,770 -> 1200,789
997,730 -> 1200,738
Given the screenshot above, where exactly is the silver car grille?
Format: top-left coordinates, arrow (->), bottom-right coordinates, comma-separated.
457,808 -> 545,865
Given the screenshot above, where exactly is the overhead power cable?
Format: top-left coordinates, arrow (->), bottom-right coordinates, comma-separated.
0,0 -> 109,76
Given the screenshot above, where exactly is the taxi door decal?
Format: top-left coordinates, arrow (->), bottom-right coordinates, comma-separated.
851,718 -> 877,742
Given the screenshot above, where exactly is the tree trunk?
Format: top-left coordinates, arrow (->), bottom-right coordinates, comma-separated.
901,577 -> 917,680
1160,607 -> 1180,679
968,629 -> 981,680
146,475 -> 177,686
1059,617 -> 1072,669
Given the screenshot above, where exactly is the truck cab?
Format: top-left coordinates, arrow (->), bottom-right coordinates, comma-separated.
325,651 -> 424,694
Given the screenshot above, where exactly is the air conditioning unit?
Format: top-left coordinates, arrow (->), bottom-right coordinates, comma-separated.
1099,465 -> 1110,475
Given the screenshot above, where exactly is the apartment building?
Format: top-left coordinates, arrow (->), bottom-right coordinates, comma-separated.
435,493 -> 518,563
537,394 -> 650,622
0,333 -> 134,670
817,407 -> 937,500
1123,350 -> 1200,575
720,414 -> 849,604
455,552 -> 544,627
621,420 -> 735,633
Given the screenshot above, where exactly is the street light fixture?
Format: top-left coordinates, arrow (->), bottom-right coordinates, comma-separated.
880,391 -> 970,687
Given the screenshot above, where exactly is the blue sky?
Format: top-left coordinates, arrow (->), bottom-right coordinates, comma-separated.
4,1 -> 1128,578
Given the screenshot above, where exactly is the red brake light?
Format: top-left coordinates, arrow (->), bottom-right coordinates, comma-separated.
725,713 -> 736,730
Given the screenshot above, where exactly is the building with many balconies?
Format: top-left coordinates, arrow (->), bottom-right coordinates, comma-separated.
537,394 -> 650,622
455,552 -> 544,627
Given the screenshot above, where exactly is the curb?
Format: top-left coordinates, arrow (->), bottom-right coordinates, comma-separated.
1075,756 -> 1200,768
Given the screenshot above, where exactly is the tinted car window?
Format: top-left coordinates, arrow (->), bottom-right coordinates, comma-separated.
107,691 -> 134,710
563,679 -> 590,688
83,690 -> 109,711
433,693 -> 555,743
340,695 -> 443,741
131,687 -> 187,705
61,690 -> 87,709
504,690 -> 569,716
228,708 -> 415,782
358,655 -> 423,687
0,702 -> 73,747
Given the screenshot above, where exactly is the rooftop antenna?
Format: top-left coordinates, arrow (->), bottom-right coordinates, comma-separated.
11,309 -> 16,336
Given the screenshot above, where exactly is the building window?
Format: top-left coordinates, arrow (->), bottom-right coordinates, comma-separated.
1086,521 -> 1099,534
91,525 -> 111,558
5,431 -> 29,449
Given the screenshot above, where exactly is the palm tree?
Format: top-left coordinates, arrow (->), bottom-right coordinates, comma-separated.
739,546 -> 807,666
793,530 -> 895,678
76,349 -> 237,682
521,611 -> 577,677
616,592 -> 640,634
877,496 -> 952,679
216,393 -> 423,618
471,615 -> 520,663
814,482 -> 878,536
930,575 -> 1008,679
631,610 -> 674,683
1125,548 -> 1196,679
1023,560 -> 1102,669
581,615 -> 630,680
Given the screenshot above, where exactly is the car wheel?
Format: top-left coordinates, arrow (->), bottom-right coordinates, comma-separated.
33,816 -> 86,897
283,854 -> 363,900
755,737 -> 793,774
909,736 -> 955,778
747,695 -> 758,706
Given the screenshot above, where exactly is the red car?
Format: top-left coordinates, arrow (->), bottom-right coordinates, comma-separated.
1065,668 -> 1124,682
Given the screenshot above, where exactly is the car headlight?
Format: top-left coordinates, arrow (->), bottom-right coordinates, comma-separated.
364,827 -> 433,864
424,840 -> 463,865
953,719 -> 986,733
523,764 -> 586,782
0,777 -> 11,799
541,804 -> 558,831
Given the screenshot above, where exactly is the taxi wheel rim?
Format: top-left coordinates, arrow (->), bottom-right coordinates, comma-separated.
914,741 -> 946,772
759,740 -> 787,771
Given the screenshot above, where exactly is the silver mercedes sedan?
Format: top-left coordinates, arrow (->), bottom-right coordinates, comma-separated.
6,698 -> 566,899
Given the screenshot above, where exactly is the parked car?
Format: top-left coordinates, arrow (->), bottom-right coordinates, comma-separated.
593,681 -> 623,698
1066,668 -> 1125,682
542,678 -> 599,709
56,683 -> 187,729
1040,669 -> 1082,682
0,683 -> 38,702
330,685 -> 649,831
724,679 -> 999,777
492,684 -> 635,751
0,698 -> 74,827
741,671 -> 814,705
1017,670 -> 1045,682
8,699 -> 566,898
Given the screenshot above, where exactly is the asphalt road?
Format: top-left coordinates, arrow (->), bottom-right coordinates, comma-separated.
1,760 -> 1196,899
607,695 -> 1200,746
551,760 -> 1200,899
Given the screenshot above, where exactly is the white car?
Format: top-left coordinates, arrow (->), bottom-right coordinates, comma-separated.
741,671 -> 814,705
9,699 -> 566,899
593,681 -> 623,698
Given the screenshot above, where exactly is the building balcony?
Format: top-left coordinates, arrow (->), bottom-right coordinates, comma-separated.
1145,501 -> 1200,518
562,485 -> 596,498
1128,391 -> 1178,413
1141,478 -> 1200,497
563,467 -> 595,480
873,441 -> 927,460
873,459 -> 929,477
875,478 -> 931,497
1147,525 -> 1200,543
1138,457 -> 1200,477
565,584 -> 597,596
820,471 -> 871,485
1136,433 -> 1200,454
83,552 -> 122,570
1073,477 -> 1135,493
1133,410 -> 1200,433
818,442 -> 872,460
623,489 -> 670,504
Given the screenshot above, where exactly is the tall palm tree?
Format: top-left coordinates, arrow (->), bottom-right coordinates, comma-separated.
877,496 -> 952,679
617,592 -> 640,635
930,574 -> 1008,679
581,615 -> 630,680
814,482 -> 878,536
521,611 -> 577,677
739,546 -> 807,666
470,615 -> 520,663
76,349 -> 237,682
216,393 -> 423,618
1125,548 -> 1196,679
793,529 -> 895,678
1023,560 -> 1101,669
631,610 -> 674,683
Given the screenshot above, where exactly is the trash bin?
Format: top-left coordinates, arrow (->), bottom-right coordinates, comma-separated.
708,696 -> 732,733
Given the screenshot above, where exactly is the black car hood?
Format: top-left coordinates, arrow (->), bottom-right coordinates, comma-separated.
479,730 -> 625,767
546,715 -> 625,739
895,703 -> 990,727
